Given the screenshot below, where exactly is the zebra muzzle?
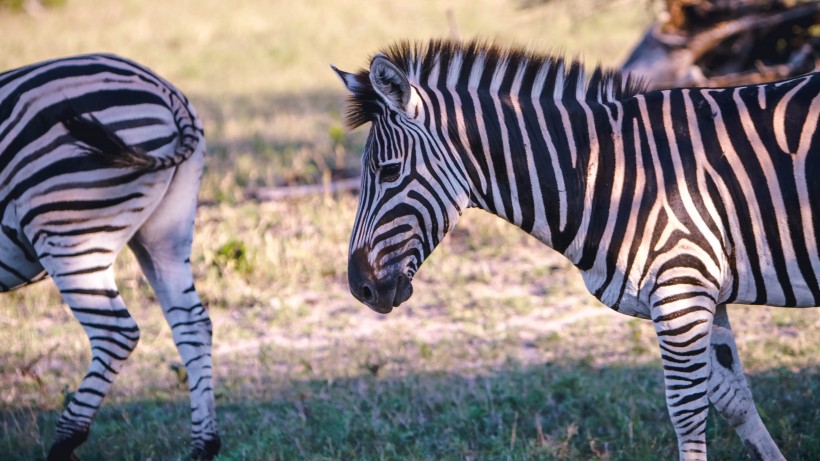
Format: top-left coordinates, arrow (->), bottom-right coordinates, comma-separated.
348,251 -> 413,313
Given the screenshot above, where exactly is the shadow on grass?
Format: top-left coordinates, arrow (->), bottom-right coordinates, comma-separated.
1,361 -> 817,461
192,89 -> 360,164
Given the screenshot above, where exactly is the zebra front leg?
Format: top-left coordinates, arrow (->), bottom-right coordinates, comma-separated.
652,290 -> 716,461
44,267 -> 140,461
708,305 -> 784,461
129,239 -> 219,460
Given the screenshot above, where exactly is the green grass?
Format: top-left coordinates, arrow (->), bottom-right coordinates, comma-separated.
1,0 -> 819,460
3,358 -> 818,460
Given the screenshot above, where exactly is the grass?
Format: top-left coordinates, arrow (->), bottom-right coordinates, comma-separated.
1,0 -> 819,460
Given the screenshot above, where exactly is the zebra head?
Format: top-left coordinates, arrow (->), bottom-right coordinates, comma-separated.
334,52 -> 471,313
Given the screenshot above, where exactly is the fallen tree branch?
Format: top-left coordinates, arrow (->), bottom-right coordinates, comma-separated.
706,44 -> 817,86
623,0 -> 820,89
687,3 -> 820,66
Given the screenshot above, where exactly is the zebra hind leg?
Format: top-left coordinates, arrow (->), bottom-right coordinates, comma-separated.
43,266 -> 140,461
127,149 -> 218,460
129,236 -> 220,460
708,305 -> 785,461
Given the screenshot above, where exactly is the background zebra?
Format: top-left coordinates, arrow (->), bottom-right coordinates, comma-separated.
334,39 -> 820,461
1,55 -> 219,460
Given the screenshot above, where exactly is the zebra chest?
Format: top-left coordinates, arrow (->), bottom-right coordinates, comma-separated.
579,265 -> 653,320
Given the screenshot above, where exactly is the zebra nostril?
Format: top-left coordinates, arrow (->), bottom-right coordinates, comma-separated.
361,284 -> 374,301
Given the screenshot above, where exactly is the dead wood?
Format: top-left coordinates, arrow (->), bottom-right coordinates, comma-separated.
622,0 -> 820,90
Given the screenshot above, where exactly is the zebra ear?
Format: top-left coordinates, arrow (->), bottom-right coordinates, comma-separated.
331,64 -> 366,94
369,54 -> 411,112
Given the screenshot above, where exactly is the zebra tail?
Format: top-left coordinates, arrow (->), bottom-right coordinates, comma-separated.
61,95 -> 201,171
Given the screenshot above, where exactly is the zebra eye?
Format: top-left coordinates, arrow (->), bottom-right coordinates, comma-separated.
379,163 -> 402,183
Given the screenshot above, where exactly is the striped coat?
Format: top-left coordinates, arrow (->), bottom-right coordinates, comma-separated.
1,54 -> 219,461
335,39 -> 817,460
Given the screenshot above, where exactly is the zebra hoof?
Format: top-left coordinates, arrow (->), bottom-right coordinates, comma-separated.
46,428 -> 89,461
189,435 -> 221,461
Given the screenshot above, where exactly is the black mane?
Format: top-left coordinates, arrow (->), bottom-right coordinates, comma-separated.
343,38 -> 646,129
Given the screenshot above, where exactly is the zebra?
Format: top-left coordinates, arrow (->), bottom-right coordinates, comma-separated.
333,39 -> 820,460
1,54 -> 219,460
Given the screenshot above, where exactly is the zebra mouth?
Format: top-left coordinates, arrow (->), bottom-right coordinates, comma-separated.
348,250 -> 414,313
352,272 -> 413,314
394,273 -> 413,306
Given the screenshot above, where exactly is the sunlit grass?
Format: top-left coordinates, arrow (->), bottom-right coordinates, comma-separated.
3,195 -> 818,460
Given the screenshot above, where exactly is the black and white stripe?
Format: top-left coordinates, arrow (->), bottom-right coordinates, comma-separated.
335,39 -> 818,460
1,54 -> 219,460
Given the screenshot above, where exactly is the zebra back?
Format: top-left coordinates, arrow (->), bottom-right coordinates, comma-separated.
0,53 -> 203,175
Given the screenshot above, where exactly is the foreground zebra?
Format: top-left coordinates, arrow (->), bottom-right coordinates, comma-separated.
334,39 -> 820,460
1,55 -> 219,460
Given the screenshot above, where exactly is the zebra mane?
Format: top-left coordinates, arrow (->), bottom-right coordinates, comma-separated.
343,38 -> 646,129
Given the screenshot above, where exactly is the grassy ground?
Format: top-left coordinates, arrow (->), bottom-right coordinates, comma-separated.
1,1 -> 819,460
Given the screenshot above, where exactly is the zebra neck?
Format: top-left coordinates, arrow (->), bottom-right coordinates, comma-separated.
458,96 -> 620,263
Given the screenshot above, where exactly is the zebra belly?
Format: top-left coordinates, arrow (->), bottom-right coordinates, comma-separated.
0,223 -> 45,292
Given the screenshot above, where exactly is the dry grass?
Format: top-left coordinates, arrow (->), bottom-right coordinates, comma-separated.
1,1 -> 818,460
